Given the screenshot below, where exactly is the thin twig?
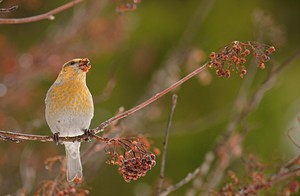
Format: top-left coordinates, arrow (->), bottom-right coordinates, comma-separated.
276,154 -> 300,176
270,167 -> 300,185
0,0 -> 82,24
157,94 -> 178,195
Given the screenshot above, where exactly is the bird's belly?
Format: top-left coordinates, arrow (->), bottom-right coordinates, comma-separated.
49,111 -> 90,136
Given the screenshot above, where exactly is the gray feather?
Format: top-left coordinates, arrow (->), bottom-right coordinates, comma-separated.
65,142 -> 82,182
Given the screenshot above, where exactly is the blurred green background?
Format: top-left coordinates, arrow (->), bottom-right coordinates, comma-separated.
0,0 -> 300,195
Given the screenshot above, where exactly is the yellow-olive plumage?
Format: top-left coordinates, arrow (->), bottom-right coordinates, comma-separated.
45,58 -> 94,182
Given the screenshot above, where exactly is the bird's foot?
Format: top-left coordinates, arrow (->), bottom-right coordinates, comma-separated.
83,129 -> 92,142
53,132 -> 60,145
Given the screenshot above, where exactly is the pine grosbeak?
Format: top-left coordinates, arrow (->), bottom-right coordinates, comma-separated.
45,58 -> 94,182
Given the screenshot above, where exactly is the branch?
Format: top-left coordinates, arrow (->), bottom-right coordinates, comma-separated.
157,94 -> 178,195
0,0 -> 82,24
0,129 -> 109,143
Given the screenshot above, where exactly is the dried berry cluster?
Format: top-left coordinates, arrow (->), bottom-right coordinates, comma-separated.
105,138 -> 156,182
208,41 -> 275,78
118,153 -> 156,182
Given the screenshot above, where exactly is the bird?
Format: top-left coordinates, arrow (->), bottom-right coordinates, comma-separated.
45,58 -> 94,182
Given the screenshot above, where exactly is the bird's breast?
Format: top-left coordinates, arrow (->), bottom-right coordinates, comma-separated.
45,81 -> 93,116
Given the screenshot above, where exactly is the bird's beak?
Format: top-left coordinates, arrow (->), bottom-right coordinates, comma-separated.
79,58 -> 91,72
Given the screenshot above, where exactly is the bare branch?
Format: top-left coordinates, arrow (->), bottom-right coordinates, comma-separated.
0,0 -> 82,24
157,94 -> 178,195
0,129 -> 109,143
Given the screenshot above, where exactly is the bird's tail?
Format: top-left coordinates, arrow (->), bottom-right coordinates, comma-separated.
64,142 -> 82,182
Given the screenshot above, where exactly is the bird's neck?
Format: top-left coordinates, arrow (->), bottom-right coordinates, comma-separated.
56,71 -> 86,84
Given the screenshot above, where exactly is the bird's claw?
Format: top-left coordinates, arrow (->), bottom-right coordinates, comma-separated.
83,129 -> 92,142
53,132 -> 60,145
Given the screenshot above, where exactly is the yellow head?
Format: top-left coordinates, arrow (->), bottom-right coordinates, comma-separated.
56,58 -> 91,82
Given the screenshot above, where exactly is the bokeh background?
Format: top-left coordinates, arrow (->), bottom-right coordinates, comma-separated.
0,0 -> 300,195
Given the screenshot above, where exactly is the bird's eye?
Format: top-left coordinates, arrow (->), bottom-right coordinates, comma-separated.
70,61 -> 75,65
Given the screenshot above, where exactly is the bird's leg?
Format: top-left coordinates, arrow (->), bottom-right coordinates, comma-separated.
83,129 -> 92,142
53,132 -> 60,145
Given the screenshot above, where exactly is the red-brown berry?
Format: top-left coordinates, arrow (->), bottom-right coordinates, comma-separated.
261,54 -> 270,62
243,49 -> 250,56
258,62 -> 265,69
266,46 -> 275,54
210,52 -> 216,60
240,57 -> 246,64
